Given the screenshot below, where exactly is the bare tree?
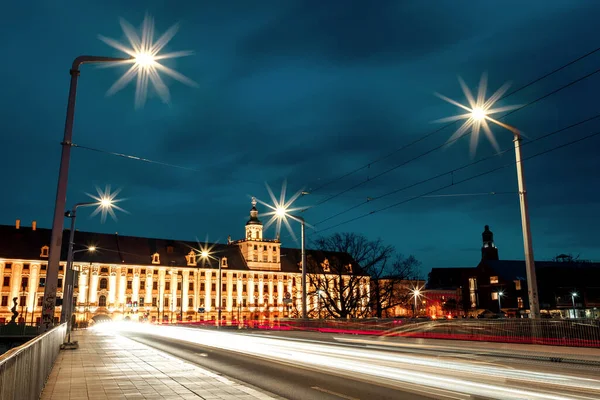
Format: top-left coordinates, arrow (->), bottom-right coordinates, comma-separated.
371,254 -> 420,318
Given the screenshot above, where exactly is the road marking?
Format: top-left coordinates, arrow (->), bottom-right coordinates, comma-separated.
311,386 -> 360,400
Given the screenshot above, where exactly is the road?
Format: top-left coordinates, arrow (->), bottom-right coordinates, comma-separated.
104,323 -> 600,400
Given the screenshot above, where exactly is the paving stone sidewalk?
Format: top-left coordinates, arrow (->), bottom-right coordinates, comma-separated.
41,329 -> 279,400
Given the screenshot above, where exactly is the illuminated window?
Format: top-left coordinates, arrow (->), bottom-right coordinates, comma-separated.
152,253 -> 160,264
490,276 -> 499,284
491,292 -> 498,300
321,259 -> 330,272
263,253 -> 268,262
514,280 -> 522,290
40,246 -> 49,258
99,278 -> 108,290
98,295 -> 107,307
127,280 -> 132,290
165,282 -> 170,291
222,258 -> 228,267
186,250 -> 196,266
517,297 -> 523,308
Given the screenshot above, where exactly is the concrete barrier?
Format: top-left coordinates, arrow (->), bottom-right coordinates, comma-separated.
0,324 -> 66,400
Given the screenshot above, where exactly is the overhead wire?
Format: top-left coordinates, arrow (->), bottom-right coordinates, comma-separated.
308,65 -> 600,209
316,128 -> 600,233
313,113 -> 600,225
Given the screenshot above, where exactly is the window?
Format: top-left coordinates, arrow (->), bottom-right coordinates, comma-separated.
253,255 -> 258,262
152,253 -> 160,264
3,276 -> 10,287
165,282 -> 171,291
139,298 -> 144,307
189,271 -> 194,277
233,283 -> 237,292
211,283 -> 216,292
58,279 -> 63,288
176,297 -> 181,307
264,284 -> 268,293
41,264 -> 47,270
152,297 -> 157,307
59,265 -> 63,271
23,263 -> 30,271
242,298 -> 247,307
127,281 -> 132,290
164,297 -> 169,308
100,267 -> 109,273
233,273 -> 237,278
200,283 -> 205,291
177,282 -> 182,291
254,245 -> 258,250
514,280 -> 522,290
222,298 -> 226,308
40,246 -> 49,258
242,284 -> 247,293
263,254 -> 268,262
212,272 -> 216,278
491,292 -> 498,300
233,298 -> 237,307
222,283 -> 226,292
39,278 -> 46,288
153,281 -> 158,290
517,297 -> 523,308
19,296 -> 26,306
141,269 -> 146,275
37,296 -> 43,306
222,258 -> 228,267
1,296 -> 8,306
189,297 -> 194,308
21,277 -> 29,288
201,272 -> 205,277
4,263 -> 11,269
490,276 -> 499,284
98,295 -> 107,307
99,278 -> 108,290
140,281 -> 145,290
128,269 -> 133,274
186,250 -> 196,266
189,282 -> 193,291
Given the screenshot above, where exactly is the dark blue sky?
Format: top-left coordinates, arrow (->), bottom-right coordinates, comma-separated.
1,1 -> 599,276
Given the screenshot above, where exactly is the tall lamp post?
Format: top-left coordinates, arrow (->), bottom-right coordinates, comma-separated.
497,291 -> 504,313
63,245 -> 95,345
571,292 -> 578,319
412,289 -> 421,318
437,75 -> 541,319
200,251 -> 222,326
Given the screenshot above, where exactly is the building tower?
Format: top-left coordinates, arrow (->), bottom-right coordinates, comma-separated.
245,197 -> 263,240
481,225 -> 499,261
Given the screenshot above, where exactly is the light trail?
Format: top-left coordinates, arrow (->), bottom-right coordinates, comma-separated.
95,323 -> 600,400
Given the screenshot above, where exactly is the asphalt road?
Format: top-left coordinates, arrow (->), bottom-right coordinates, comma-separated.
116,325 -> 600,400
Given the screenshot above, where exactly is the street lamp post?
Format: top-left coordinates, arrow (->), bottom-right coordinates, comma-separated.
498,291 -> 504,313
413,289 -> 421,317
42,56 -> 131,332
436,77 -> 541,319
201,251 -> 222,326
571,292 -> 578,319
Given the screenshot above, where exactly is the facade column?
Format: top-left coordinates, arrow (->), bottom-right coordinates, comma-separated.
89,268 -> 99,304
205,272 -> 211,312
158,269 -> 166,318
27,265 -> 39,313
132,272 -> 140,306
145,271 -> 153,308
77,267 -> 87,304
182,270 -> 189,316
109,271 -> 117,305
10,263 -> 23,302
119,269 -> 126,306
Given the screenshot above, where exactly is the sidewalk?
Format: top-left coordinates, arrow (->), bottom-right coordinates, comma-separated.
41,329 -> 279,400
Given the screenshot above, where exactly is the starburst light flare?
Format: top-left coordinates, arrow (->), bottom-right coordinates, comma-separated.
86,185 -> 128,223
255,180 -> 310,242
435,73 -> 522,157
98,13 -> 197,108
192,235 -> 218,263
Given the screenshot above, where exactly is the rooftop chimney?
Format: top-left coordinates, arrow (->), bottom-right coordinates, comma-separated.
16,219 -> 20,229
32,221 -> 37,231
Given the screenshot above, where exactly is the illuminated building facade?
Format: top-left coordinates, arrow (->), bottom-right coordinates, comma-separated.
0,201 -> 369,325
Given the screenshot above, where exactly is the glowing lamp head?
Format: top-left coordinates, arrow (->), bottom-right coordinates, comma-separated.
471,107 -> 486,121
88,246 -> 96,252
275,207 -> 287,218
100,197 -> 112,208
135,52 -> 155,67
201,250 -> 209,259
572,292 -> 578,297
498,291 -> 504,297
413,289 -> 421,296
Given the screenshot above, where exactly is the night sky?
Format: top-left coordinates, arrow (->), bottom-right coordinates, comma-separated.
1,1 -> 599,277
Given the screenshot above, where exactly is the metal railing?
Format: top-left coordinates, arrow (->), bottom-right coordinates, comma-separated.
0,324 -> 66,400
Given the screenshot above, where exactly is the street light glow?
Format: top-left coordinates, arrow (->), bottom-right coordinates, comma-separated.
413,289 -> 421,297
498,291 -> 504,297
572,292 -> 578,297
255,180 -> 309,241
99,13 -> 197,108
86,185 -> 127,223
201,250 -> 209,258
435,73 -> 521,156
88,246 -> 96,252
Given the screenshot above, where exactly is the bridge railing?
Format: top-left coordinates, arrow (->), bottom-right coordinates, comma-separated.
0,324 -> 66,400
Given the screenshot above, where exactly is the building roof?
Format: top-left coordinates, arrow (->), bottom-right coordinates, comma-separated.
0,224 -> 365,275
427,267 -> 474,289
481,259 -> 600,284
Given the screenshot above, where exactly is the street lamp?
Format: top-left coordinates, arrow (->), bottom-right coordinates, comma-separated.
42,15 -> 195,331
498,291 -> 504,313
412,288 -> 421,317
200,250 -> 223,326
571,292 -> 578,319
436,74 -> 541,319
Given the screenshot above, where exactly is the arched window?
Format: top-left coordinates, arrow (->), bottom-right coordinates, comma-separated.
99,278 -> 108,289
98,295 -> 107,307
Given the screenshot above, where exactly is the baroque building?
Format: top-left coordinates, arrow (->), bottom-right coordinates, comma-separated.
0,200 -> 369,325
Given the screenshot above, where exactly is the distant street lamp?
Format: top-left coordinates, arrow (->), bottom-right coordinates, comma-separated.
200,250 -> 223,326
412,288 -> 421,317
42,15 -> 195,331
436,75 -> 541,319
571,292 -> 578,319
498,291 -> 504,313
